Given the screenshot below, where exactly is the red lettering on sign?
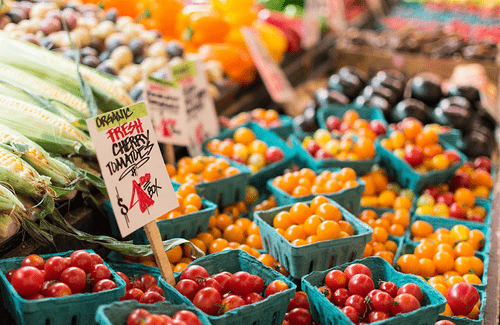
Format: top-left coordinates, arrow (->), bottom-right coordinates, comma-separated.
106,119 -> 144,143
129,175 -> 155,213
161,119 -> 176,137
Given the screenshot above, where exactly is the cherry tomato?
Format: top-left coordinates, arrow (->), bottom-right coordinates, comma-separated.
341,306 -> 358,323
367,310 -> 390,322
348,274 -> 374,297
199,277 -> 222,294
89,264 -> 111,286
11,266 -> 44,297
44,256 -> 70,281
116,271 -> 132,291
288,308 -> 311,325
344,264 -> 372,280
265,280 -> 289,297
379,281 -> 398,298
70,250 -> 92,274
25,293 -> 45,300
139,274 -> 158,291
21,254 -> 45,271
221,295 -> 246,314
176,279 -> 200,301
398,283 -> 423,303
172,310 -> 202,325
252,275 -> 265,294
446,283 -> 479,316
435,321 -> 457,325
325,270 -> 347,292
171,320 -> 187,325
131,279 -> 145,291
392,293 -> 421,315
142,314 -> 165,325
5,269 -> 15,282
180,265 -> 209,282
127,309 -> 150,325
193,287 -> 222,316
60,267 -> 87,293
243,292 -> 264,304
40,280 -> 56,296
212,273 -> 231,294
229,271 -> 254,296
46,282 -> 72,297
139,291 -> 165,304
123,288 -> 144,301
288,291 -> 309,312
92,279 -> 117,293
345,294 -> 368,315
89,253 -> 103,267
146,285 -> 164,296
332,288 -> 351,306
369,290 -> 393,313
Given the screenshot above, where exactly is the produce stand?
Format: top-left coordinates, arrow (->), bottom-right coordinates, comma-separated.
0,0 -> 499,324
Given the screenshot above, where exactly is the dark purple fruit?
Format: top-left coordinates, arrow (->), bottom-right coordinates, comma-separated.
410,73 -> 443,107
328,74 -> 363,100
447,85 -> 480,104
433,99 -> 471,131
362,86 -> 398,106
294,105 -> 319,133
371,75 -> 404,99
375,70 -> 406,84
338,66 -> 369,86
392,98 -> 430,124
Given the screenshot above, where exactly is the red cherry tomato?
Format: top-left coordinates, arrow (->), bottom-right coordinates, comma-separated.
11,266 -> 44,297
221,295 -> 246,314
446,283 -> 479,316
348,274 -> 374,297
265,280 -> 289,297
131,279 -> 144,291
200,277 -> 222,294
25,293 -> 45,300
46,282 -> 72,297
180,265 -> 209,282
435,321 -> 457,325
40,280 -> 56,296
88,253 -> 103,267
392,293 -> 421,315
139,291 -> 165,304
345,294 -> 368,315
139,274 -> 158,291
116,271 -> 132,291
44,256 -> 70,281
243,292 -> 264,304
127,309 -> 150,325
398,283 -> 423,303
332,288 -> 351,307
92,279 -> 117,293
21,254 -> 45,271
146,285 -> 164,296
341,306 -> 358,323
123,288 -> 144,301
367,310 -> 390,322
172,310 -> 202,325
212,273 -> 231,294
344,264 -> 372,280
70,250 -> 92,274
379,281 -> 398,298
176,279 -> 200,301
89,264 -> 111,286
252,275 -> 265,294
229,271 -> 254,296
288,308 -> 311,325
288,291 -> 309,312
192,287 -> 222,316
317,286 -> 332,302
370,290 -> 393,314
60,267 -> 87,293
325,270 -> 348,292
5,269 -> 16,282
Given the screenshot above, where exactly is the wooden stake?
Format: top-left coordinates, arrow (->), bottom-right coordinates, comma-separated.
163,144 -> 176,165
143,221 -> 176,286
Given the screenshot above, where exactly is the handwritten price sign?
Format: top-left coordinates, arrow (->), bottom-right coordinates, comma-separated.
87,102 -> 178,238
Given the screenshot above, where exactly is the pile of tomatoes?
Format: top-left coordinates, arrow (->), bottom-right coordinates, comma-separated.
116,272 -> 165,304
175,265 -> 289,316
324,109 -> 387,138
380,118 -> 462,173
220,108 -> 285,129
166,156 -> 241,185
302,130 -> 377,160
317,263 -> 423,323
127,308 -> 203,325
6,251 -> 117,299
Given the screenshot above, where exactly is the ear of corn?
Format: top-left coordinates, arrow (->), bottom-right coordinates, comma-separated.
0,146 -> 55,198
0,183 -> 25,212
0,213 -> 20,243
0,78 -> 88,129
0,63 -> 90,118
0,32 -> 133,112
0,123 -> 77,186
0,95 -> 94,156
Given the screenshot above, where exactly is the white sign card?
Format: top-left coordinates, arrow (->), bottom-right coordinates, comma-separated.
241,27 -> 295,104
145,59 -> 220,157
86,102 -> 179,238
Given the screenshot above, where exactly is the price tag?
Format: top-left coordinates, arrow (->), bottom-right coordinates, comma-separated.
303,0 -> 323,48
241,27 -> 295,104
146,59 -> 220,156
86,102 -> 179,238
